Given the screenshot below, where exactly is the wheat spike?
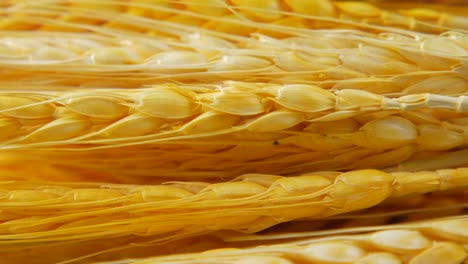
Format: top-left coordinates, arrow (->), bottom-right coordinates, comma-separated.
0,168 -> 466,243
0,1 -> 466,263
0,84 -> 466,178
0,88 -> 467,178
1,193 -> 465,264
0,28 -> 465,87
87,216 -> 468,264
0,84 -> 467,147
0,84 -> 467,175
1,0 -> 466,34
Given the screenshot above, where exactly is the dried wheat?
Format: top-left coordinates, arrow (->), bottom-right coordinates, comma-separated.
1,0 -> 466,34
0,84 -> 467,147
89,216 -> 468,264
0,28 -> 465,87
0,169 -> 466,243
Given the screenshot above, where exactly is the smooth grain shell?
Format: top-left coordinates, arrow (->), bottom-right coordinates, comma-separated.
427,219 -> 468,242
409,242 -> 467,264
335,1 -> 381,17
88,47 -> 141,64
275,51 -> 340,71
68,189 -> 122,202
184,0 -> 227,16
64,95 -> 128,119
132,186 -> 193,201
404,76 -> 467,95
352,116 -> 417,149
0,96 -> 55,119
328,170 -> 394,212
341,53 -> 419,75
422,37 -> 467,56
201,181 -> 267,199
7,190 -> 58,202
304,242 -> 366,263
370,230 -> 431,253
146,51 -> 207,70
199,92 -> 265,115
98,114 -> 164,138
247,110 -> 304,132
21,117 -> 92,142
268,84 -> 335,112
181,111 -> 240,134
210,55 -> 272,71
336,89 -> 384,110
270,175 -> 331,197
284,0 -> 336,17
136,89 -> 199,119
231,0 -> 282,21
355,253 -> 402,264
32,46 -> 77,61
416,125 -> 464,151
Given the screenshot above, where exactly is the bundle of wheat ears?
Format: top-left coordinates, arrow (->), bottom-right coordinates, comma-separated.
0,0 -> 467,263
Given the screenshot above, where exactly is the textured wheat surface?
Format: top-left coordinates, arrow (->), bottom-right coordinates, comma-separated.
1,84 -> 467,147
0,190 -> 465,264
88,216 -> 468,264
0,200 -> 465,264
0,83 -> 467,178
0,1 -> 466,264
1,0 -> 467,35
0,27 -> 466,88
0,29 -> 466,87
0,169 -> 466,244
285,190 -> 468,230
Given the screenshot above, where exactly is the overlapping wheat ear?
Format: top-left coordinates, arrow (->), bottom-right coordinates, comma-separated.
1,84 -> 467,146
0,28 -> 466,87
0,82 -> 466,178
0,1 -> 466,264
1,0 -> 467,34
1,196 -> 465,264
87,216 -> 468,264
0,168 -> 466,244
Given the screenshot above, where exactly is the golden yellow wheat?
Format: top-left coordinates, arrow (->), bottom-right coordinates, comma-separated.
0,1 -> 466,263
